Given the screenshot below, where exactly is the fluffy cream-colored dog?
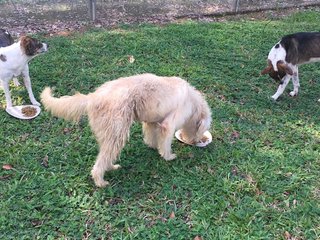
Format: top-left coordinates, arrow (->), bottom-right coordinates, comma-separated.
41,73 -> 212,187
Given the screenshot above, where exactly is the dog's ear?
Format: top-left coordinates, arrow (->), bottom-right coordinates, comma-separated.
261,65 -> 272,75
277,60 -> 293,75
261,60 -> 273,75
20,36 -> 37,56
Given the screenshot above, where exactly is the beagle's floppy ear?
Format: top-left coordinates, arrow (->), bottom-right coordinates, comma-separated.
20,36 -> 39,56
261,60 -> 273,75
277,60 -> 293,75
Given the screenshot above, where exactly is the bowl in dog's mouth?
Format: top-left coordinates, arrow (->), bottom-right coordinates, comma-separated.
175,129 -> 212,147
6,105 -> 41,120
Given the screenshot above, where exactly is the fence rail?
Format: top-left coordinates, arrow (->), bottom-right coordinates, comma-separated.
1,0 -> 319,34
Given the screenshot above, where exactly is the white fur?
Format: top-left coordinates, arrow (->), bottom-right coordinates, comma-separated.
271,63 -> 298,100
0,38 -> 48,108
268,42 -> 287,72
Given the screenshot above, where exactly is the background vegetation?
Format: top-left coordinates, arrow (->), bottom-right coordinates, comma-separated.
1,9 -> 320,239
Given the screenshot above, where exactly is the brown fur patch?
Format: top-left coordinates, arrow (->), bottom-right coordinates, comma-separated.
0,54 -> 7,62
261,60 -> 290,81
20,36 -> 42,56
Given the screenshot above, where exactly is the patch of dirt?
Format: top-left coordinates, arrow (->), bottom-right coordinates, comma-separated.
0,1 -> 319,38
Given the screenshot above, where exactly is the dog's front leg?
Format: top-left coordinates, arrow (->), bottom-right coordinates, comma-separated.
157,120 -> 176,161
22,68 -> 41,106
142,122 -> 159,149
271,75 -> 291,100
2,79 -> 13,108
289,67 -> 299,97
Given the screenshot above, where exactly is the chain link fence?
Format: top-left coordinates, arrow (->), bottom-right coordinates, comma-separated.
0,0 -> 319,34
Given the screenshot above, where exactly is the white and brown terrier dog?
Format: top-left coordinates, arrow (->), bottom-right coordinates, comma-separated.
261,32 -> 320,100
0,35 -> 48,108
0,29 -> 20,87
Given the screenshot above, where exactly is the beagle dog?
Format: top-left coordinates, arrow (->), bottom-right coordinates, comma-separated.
0,36 -> 48,108
261,32 -> 320,100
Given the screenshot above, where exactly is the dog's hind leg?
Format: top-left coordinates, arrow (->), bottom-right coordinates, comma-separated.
91,146 -> 121,188
2,79 -> 13,108
89,112 -> 133,187
142,122 -> 159,149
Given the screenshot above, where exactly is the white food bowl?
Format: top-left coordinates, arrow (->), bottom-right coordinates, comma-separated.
175,129 -> 212,147
6,105 -> 41,120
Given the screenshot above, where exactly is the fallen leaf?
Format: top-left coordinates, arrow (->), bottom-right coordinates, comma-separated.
57,31 -> 70,36
2,164 -> 13,170
231,131 -> 240,139
219,95 -> 226,101
169,211 -> 175,219
128,55 -> 135,63
63,128 -> 71,134
284,231 -> 291,240
31,220 -> 43,227
41,155 -> 49,168
0,175 -> 11,180
292,199 -> 297,208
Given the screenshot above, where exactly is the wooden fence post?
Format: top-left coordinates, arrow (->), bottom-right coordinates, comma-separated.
88,0 -> 96,21
233,0 -> 240,12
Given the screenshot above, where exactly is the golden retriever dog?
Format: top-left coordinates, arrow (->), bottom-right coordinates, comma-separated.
41,73 -> 212,187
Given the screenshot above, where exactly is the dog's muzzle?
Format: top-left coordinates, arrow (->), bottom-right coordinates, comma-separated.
38,43 -> 49,53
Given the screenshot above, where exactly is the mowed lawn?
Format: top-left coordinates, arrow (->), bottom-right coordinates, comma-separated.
1,9 -> 319,239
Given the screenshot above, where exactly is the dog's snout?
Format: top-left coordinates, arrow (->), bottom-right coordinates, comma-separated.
42,43 -> 49,52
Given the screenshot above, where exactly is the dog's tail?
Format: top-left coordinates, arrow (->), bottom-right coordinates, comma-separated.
40,87 -> 89,122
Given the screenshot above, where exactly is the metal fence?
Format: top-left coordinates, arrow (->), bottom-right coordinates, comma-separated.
1,0 -> 320,33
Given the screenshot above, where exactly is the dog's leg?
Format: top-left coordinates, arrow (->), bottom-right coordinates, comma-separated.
91,148 -> 121,188
157,118 -> 176,161
142,122 -> 159,149
22,68 -> 41,106
2,79 -> 13,108
13,78 -> 20,86
90,113 -> 132,187
289,66 -> 299,97
271,75 -> 291,100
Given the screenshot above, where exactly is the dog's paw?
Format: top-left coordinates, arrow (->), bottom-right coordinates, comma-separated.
164,153 -> 176,161
289,91 -> 298,97
271,95 -> 278,101
94,179 -> 110,188
32,100 -> 41,106
111,164 -> 121,170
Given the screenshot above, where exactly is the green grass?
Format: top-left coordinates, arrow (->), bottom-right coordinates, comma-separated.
1,9 -> 320,239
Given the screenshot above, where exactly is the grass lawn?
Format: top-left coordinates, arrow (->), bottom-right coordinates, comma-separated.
1,9 -> 320,240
